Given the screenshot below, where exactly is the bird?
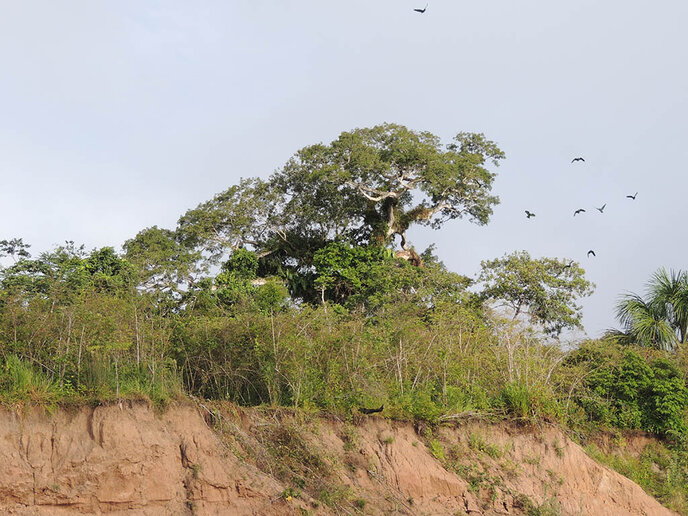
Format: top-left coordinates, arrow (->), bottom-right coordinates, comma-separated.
571,157 -> 585,163
626,192 -> 638,200
574,209 -> 586,216
414,3 -> 428,13
359,405 -> 384,415
596,204 -> 606,213
587,250 -> 596,258
563,260 -> 574,269
525,210 -> 535,219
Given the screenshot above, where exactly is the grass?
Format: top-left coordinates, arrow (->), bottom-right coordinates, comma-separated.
524,454 -> 541,466
513,494 -> 561,516
429,438 -> 445,461
584,441 -> 688,514
0,355 -> 184,411
468,432 -> 502,459
317,484 -> 352,509
379,434 -> 394,445
0,355 -> 65,407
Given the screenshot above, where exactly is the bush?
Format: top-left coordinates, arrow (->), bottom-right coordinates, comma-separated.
571,343 -> 688,438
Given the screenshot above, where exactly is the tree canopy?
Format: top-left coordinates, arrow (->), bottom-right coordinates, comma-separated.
176,124 -> 503,263
171,124 -> 504,302
478,251 -> 595,336
610,268 -> 688,351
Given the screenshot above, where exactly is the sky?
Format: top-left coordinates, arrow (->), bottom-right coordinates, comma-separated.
1,1 -> 687,338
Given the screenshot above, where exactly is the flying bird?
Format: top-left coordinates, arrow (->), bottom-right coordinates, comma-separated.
525,210 -> 535,219
414,3 -> 428,13
626,192 -> 638,200
574,209 -> 586,216
359,405 -> 384,415
587,250 -> 596,258
596,204 -> 606,213
571,157 -> 585,163
563,260 -> 574,269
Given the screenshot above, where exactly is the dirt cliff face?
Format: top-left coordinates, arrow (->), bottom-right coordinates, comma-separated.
0,402 -> 301,515
0,401 -> 676,515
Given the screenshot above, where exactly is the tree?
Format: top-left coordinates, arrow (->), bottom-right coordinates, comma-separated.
0,238 -> 31,262
176,178 -> 282,264
312,243 -> 394,305
570,342 -> 688,437
0,242 -> 88,300
612,268 -> 688,351
175,124 -> 504,301
478,251 -> 594,336
0,244 -> 134,301
83,247 -> 136,294
123,226 -> 201,295
213,249 -> 289,313
272,124 -> 504,250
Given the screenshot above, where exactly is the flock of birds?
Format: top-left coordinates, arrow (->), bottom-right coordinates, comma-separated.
524,157 -> 639,260
353,6 -> 631,418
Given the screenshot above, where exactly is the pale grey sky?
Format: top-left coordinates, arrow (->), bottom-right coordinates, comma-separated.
1,1 -> 687,337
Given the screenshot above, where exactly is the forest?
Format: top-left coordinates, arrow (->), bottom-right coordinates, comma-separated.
2,126 -> 688,503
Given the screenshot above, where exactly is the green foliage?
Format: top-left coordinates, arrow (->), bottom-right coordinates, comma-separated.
0,238 -> 31,261
0,244 -> 134,301
176,177 -> 280,265
500,381 -> 546,421
213,250 -> 288,313
4,239 -> 688,449
468,433 -> 502,459
83,247 -> 136,293
174,124 -> 503,304
4,125 -> 688,456
428,438 -> 446,461
478,251 -> 594,335
221,248 -> 259,280
313,242 -> 394,305
613,268 -> 688,350
0,355 -> 66,404
123,226 -> 201,295
585,441 -> 688,514
570,341 -> 688,438
275,124 -> 504,247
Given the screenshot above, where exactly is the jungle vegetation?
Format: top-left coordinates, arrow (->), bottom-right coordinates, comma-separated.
0,125 -> 686,449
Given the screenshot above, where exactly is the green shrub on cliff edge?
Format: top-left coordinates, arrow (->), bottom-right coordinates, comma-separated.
570,342 -> 688,439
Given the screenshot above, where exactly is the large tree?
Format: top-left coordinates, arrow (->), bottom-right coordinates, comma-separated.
272,123 -> 504,250
176,124 -> 504,266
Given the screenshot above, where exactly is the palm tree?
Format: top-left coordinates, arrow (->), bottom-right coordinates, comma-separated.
611,268 -> 688,351
647,268 -> 688,345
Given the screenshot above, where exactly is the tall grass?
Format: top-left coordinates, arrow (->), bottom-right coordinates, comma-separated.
0,355 -> 65,405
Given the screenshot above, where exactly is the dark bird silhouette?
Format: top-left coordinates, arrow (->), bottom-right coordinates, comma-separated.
359,405 -> 384,415
564,260 -> 574,269
414,3 -> 428,13
574,209 -> 586,216
525,210 -> 535,219
596,204 -> 606,213
571,157 -> 585,163
626,192 -> 638,200
587,250 -> 596,258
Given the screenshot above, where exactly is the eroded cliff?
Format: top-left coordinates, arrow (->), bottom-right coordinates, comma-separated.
0,401 -> 675,515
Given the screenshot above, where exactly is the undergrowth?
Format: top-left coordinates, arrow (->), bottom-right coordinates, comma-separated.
584,440 -> 688,514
